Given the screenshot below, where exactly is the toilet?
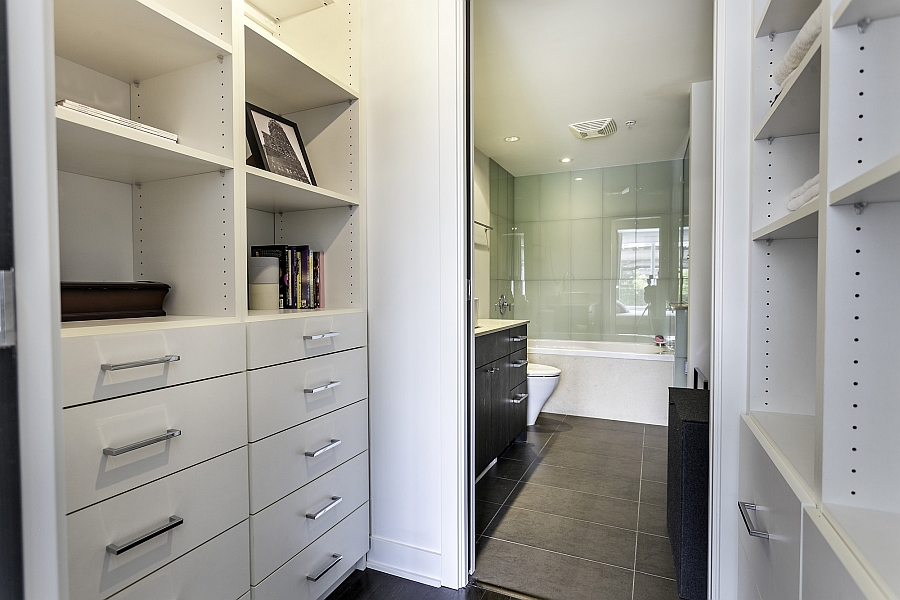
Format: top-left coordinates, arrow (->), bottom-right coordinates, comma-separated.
526,363 -> 561,426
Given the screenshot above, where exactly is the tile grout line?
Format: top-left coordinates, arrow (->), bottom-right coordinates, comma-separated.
632,425 -> 646,600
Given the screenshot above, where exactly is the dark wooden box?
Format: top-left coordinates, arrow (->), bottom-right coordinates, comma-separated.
61,281 -> 170,322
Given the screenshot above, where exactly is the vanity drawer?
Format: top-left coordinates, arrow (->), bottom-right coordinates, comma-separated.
250,451 -> 369,585
64,373 -> 248,513
67,447 -> 248,600
249,400 -> 368,513
246,311 -> 367,370
108,521 -> 249,600
248,347 -> 368,442
251,503 -> 369,600
475,330 -> 508,368
738,417 -> 809,600
508,348 -> 528,389
61,322 -> 246,408
509,325 -> 528,353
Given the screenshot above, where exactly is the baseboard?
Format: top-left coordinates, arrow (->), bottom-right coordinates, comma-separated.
367,536 -> 442,587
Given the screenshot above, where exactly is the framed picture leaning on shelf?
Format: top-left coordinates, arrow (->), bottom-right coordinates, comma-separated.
246,103 -> 317,186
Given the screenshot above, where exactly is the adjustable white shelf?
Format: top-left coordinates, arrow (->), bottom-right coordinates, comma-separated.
752,196 -> 820,240
830,153 -> 900,206
244,18 -> 357,115
246,306 -> 363,323
833,0 -> 900,29
751,411 -> 817,494
824,504 -> 900,598
246,167 -> 357,213
60,315 -> 239,338
56,107 -> 233,184
755,37 -> 822,140
756,0 -> 822,37
55,0 -> 232,83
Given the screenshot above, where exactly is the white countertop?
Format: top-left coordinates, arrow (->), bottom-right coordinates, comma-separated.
474,319 -> 529,337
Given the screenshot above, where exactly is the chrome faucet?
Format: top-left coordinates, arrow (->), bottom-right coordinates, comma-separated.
495,294 -> 510,316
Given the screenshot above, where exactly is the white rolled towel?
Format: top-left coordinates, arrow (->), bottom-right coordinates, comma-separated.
773,6 -> 822,87
788,173 -> 819,201
787,183 -> 819,211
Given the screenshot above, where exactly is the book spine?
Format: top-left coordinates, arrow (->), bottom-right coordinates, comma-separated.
299,246 -> 310,309
313,252 -> 321,309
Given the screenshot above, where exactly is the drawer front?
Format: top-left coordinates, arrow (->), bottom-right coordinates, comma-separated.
475,330 -> 508,368
509,325 -> 528,353
64,373 -> 248,513
67,447 -> 249,600
801,508 -> 879,600
246,311 -> 367,370
508,348 -> 528,389
250,451 -> 369,585
249,400 -> 368,513
248,347 -> 368,442
108,521 -> 250,600
738,419 -> 804,600
252,503 -> 369,600
61,323 -> 246,408
738,537 -> 764,600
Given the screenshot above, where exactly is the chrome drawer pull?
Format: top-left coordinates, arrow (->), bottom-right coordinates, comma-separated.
106,515 -> 183,555
512,335 -> 527,342
305,439 -> 341,457
304,381 -> 341,394
101,355 -> 180,371
103,429 -> 181,456
511,393 -> 528,404
512,360 -> 528,368
738,502 -> 769,539
307,553 -> 343,582
306,496 -> 343,520
303,332 -> 340,341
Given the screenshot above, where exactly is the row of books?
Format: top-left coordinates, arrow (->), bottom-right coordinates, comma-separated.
251,245 -> 323,309
56,99 -> 179,142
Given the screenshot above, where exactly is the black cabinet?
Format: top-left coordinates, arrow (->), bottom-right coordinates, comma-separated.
474,325 -> 528,476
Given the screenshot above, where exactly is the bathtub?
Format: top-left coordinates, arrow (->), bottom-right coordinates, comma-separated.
527,339 -> 674,426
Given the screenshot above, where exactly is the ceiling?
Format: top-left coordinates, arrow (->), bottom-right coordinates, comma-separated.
473,0 -> 714,177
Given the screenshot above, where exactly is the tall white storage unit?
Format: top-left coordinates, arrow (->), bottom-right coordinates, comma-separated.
732,0 -> 900,597
51,1 -> 370,598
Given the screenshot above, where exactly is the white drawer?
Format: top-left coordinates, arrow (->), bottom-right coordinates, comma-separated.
249,400 -> 368,514
246,311 -> 366,369
738,417 -> 809,600
61,323 -> 246,408
251,503 -> 369,600
739,537 -> 764,600
108,521 -> 250,600
250,451 -> 369,585
67,447 -> 249,600
64,373 -> 248,513
248,347 -> 368,442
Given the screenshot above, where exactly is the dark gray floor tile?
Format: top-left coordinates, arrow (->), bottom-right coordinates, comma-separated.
536,447 -> 643,481
488,506 -> 637,569
643,434 -> 667,450
500,439 -> 543,463
641,459 -> 667,483
563,415 -> 645,434
475,537 -> 634,600
644,424 -> 668,437
640,480 -> 667,507
476,501 -> 503,537
476,477 -> 518,505
487,458 -> 531,481
532,413 -> 566,431
460,587 -> 486,600
480,590 -> 514,600
642,446 -> 668,464
524,431 -> 552,449
543,433 -> 645,462
506,482 -> 639,530
637,502 -> 668,537
521,463 -> 641,501
632,572 -> 680,600
635,533 -> 676,579
554,425 -> 645,446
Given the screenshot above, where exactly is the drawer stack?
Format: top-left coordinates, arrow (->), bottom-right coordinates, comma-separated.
61,322 -> 250,600
246,311 -> 370,597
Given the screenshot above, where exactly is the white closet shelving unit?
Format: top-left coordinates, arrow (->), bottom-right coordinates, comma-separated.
743,0 -> 900,596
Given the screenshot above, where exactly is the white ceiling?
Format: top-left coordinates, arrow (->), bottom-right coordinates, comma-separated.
473,0 -> 714,177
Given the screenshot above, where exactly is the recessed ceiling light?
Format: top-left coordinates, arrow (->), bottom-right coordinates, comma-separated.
625,120 -> 636,127
560,158 -> 572,163
504,136 -> 520,142
575,177 -> 583,181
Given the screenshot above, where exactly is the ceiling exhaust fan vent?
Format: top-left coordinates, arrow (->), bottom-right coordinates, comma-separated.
568,119 -> 617,139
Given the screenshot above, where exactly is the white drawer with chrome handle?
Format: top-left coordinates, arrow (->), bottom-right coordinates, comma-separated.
250,451 -> 369,585
66,447 -> 248,600
251,503 -> 369,600
248,400 -> 368,514
107,521 -> 249,600
248,347 -> 368,442
246,310 -> 366,369
64,373 -> 247,513
61,322 -> 245,407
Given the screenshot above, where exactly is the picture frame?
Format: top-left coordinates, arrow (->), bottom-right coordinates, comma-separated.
246,102 -> 317,186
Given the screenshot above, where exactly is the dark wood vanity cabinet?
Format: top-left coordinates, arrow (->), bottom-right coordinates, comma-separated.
475,325 -> 529,476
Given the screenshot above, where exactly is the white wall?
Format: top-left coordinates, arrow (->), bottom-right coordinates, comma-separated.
364,0 -> 467,589
473,147 -> 490,319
